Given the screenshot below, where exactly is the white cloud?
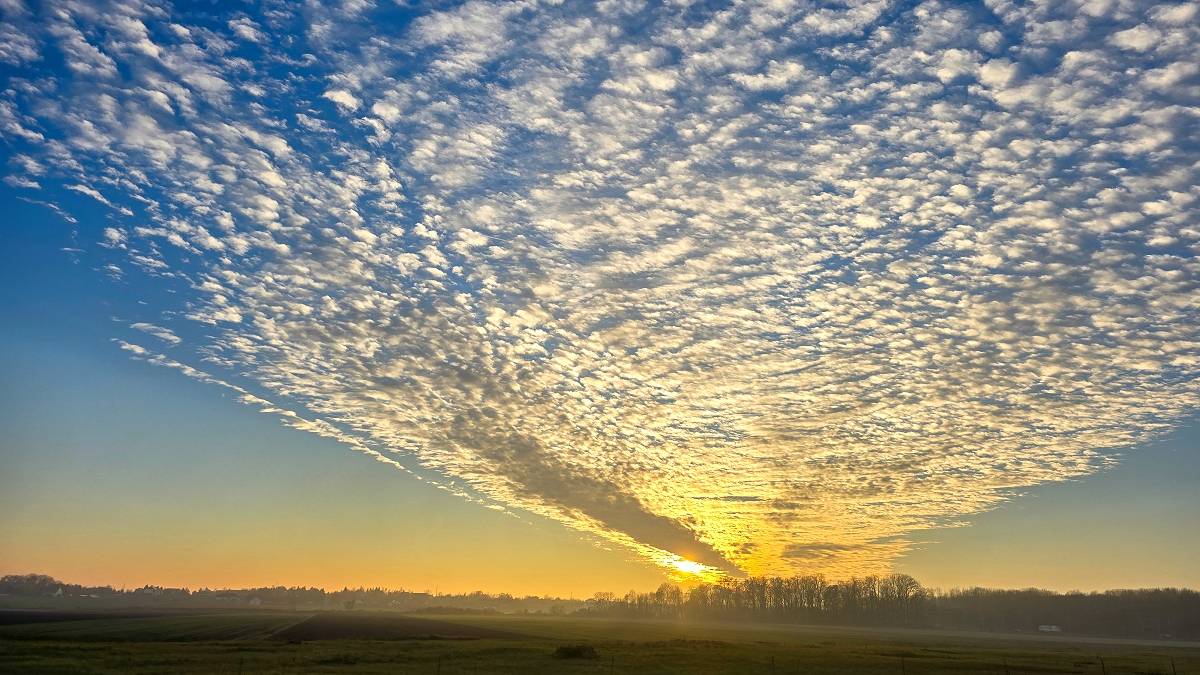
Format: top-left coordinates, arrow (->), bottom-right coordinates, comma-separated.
130,322 -> 182,345
1110,25 -> 1161,52
0,22 -> 39,64
228,16 -> 264,43
322,88 -> 360,111
731,60 -> 806,90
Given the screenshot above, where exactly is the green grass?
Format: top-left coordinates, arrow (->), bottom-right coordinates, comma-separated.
1,611 -> 1197,674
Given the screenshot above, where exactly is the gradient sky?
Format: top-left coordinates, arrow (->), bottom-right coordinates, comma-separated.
1,0 -> 1198,596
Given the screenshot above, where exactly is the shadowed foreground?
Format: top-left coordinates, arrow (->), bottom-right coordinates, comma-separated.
272,613 -> 523,642
1,610 -> 1198,674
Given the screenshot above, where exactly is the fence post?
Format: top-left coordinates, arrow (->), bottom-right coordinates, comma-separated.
1098,655 -> 1106,675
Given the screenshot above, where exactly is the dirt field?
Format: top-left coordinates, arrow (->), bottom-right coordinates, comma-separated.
272,612 -> 523,641
0,610 -> 167,626
1,609 -> 1198,673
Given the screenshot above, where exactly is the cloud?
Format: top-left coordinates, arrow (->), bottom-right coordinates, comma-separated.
322,88 -> 360,111
731,60 -> 806,90
1110,24 -> 1162,51
0,21 -> 39,65
782,543 -> 858,560
130,322 -> 181,346
228,17 -> 265,43
3,0 -> 1198,581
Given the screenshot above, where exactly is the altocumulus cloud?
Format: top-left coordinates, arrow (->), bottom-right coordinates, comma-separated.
2,0 -> 1198,578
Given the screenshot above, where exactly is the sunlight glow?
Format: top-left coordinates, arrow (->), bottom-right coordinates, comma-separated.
663,556 -> 724,583
672,559 -> 705,575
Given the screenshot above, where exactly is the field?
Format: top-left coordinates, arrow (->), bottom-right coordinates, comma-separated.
1,609 -> 1198,674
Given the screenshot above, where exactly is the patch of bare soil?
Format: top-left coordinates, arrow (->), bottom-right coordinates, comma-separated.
272,612 -> 524,641
0,610 -> 166,625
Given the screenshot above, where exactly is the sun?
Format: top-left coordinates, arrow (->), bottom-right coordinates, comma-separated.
670,558 -> 706,575
663,556 -> 723,583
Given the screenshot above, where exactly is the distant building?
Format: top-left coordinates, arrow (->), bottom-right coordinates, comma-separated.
1038,625 -> 1062,632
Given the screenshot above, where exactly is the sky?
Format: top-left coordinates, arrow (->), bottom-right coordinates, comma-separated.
1,0 -> 1198,596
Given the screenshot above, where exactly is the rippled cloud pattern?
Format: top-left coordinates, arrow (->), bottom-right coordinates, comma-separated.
3,0 -> 1198,578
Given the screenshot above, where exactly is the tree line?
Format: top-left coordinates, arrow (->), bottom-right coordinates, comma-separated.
4,572 -> 1197,640
579,574 -> 1200,640
0,574 -> 584,614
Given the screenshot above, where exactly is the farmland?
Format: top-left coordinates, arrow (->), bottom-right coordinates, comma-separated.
1,609 -> 1199,673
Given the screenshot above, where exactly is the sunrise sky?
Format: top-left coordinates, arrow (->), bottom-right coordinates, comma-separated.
1,0 -> 1198,597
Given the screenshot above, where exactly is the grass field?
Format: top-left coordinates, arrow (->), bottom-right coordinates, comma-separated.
1,609 -> 1197,674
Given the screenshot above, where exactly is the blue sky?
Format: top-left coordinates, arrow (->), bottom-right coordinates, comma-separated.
1,0 -> 1198,591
